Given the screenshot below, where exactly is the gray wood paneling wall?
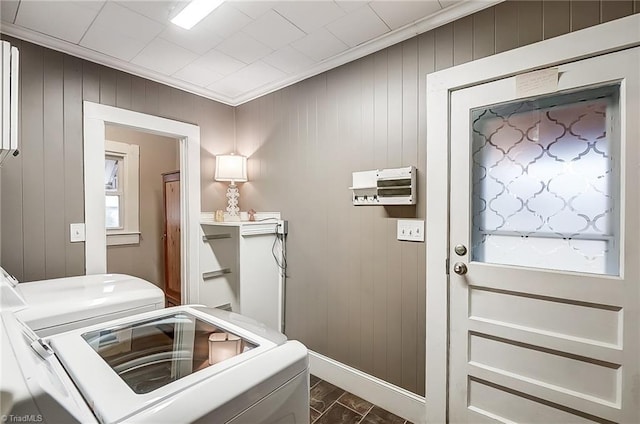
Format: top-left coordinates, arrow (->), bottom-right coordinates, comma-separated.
235,0 -> 638,395
0,35 -> 235,282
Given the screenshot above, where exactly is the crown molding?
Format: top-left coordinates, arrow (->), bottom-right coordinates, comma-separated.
0,0 -> 501,107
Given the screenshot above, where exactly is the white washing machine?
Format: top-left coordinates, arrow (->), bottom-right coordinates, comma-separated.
1,305 -> 309,423
0,267 -> 164,336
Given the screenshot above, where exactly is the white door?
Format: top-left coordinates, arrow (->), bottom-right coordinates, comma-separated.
449,47 -> 640,423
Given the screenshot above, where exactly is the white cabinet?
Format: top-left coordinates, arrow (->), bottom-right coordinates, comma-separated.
199,213 -> 285,332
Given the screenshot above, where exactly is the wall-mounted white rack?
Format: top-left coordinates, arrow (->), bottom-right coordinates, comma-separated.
350,166 -> 417,206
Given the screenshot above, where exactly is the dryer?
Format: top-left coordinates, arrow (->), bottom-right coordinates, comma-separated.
0,267 -> 164,336
1,305 -> 309,423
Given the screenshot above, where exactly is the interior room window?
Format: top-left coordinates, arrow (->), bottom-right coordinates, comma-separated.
105,156 -> 122,229
105,140 -> 140,246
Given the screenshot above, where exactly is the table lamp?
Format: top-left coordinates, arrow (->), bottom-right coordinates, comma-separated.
215,154 -> 247,218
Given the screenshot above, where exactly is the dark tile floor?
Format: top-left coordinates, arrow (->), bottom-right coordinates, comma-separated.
310,375 -> 413,424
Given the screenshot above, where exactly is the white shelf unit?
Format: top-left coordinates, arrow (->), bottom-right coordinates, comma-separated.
350,166 -> 417,206
199,212 -> 285,332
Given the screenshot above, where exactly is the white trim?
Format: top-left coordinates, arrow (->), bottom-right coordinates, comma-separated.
0,1 -> 500,107
425,14 -> 640,424
83,101 -> 201,304
106,232 -> 140,246
309,351 -> 425,424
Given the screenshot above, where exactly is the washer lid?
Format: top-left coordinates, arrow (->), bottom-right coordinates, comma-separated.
0,312 -> 96,423
48,306 -> 286,423
15,274 -> 163,331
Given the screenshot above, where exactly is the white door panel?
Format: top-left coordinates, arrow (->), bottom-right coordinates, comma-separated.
449,47 -> 639,423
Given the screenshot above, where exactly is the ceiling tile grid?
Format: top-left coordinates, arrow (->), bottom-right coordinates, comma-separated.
0,0 -> 487,105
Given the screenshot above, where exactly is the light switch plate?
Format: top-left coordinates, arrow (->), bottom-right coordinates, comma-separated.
70,223 -> 85,242
397,219 -> 425,242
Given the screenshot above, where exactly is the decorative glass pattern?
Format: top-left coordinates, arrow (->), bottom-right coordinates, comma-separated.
471,86 -> 619,275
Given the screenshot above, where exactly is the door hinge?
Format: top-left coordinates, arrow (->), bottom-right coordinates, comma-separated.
445,258 -> 450,275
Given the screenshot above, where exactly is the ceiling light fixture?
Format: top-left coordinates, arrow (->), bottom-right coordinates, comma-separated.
171,0 -> 224,30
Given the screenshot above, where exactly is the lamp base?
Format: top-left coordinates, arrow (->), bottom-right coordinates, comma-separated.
226,182 -> 240,217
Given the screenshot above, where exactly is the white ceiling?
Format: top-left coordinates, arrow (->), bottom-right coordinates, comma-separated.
0,0 -> 498,106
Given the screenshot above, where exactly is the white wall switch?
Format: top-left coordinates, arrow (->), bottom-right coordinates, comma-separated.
70,223 -> 86,242
397,219 -> 425,242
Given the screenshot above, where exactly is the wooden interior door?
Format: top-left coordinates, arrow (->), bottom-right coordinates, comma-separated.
448,48 -> 639,423
163,171 -> 181,306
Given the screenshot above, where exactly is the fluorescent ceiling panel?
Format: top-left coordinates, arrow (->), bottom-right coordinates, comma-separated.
159,22 -> 223,55
196,3 -> 253,38
171,0 -> 224,30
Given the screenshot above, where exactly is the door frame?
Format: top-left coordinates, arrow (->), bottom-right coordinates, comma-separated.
83,101 -> 201,304
425,14 -> 640,423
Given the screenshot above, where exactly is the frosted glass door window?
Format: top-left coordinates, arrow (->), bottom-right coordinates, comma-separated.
471,86 -> 619,275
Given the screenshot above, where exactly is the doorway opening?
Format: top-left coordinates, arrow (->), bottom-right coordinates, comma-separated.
103,125 -> 181,305
83,102 -> 200,304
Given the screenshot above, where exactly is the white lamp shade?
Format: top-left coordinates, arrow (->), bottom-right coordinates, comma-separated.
215,154 -> 248,182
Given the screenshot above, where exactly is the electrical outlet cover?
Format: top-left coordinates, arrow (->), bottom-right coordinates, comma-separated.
70,223 -> 86,242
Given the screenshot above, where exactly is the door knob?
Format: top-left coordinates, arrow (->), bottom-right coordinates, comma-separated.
453,262 -> 467,275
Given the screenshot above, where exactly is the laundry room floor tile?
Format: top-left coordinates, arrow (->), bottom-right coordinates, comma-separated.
309,375 -> 413,424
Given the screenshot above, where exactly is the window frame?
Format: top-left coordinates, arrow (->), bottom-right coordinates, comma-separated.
105,139 -> 140,246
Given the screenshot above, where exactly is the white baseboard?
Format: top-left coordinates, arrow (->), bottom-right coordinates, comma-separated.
308,351 -> 426,424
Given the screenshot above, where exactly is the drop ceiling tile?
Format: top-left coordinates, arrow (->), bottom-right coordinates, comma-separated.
216,32 -> 272,64
326,5 -> 390,47
194,50 -> 246,76
335,1 -> 368,13
370,1 -> 442,30
263,46 -> 317,74
198,3 -> 253,38
173,63 -> 224,87
80,2 -> 164,61
117,1 -> 187,24
131,38 -> 198,76
159,23 -> 223,55
273,1 -> 345,34
291,28 -> 349,62
0,1 -> 19,23
208,61 -> 286,96
228,1 -> 277,20
242,10 -> 305,51
15,1 -> 104,43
